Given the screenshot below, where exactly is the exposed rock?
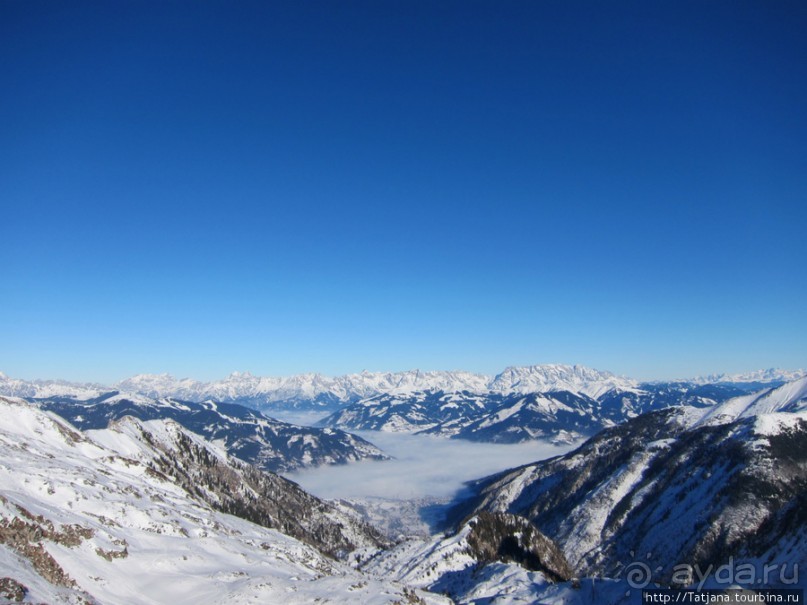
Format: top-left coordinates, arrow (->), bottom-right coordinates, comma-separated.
122,419 -> 388,558
466,512 -> 573,582
0,504 -> 95,588
0,577 -> 27,602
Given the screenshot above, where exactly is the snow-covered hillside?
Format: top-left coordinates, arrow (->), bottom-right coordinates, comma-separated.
323,381 -> 746,444
362,512 -> 580,604
0,396 -> 446,605
694,376 -> 807,427
448,379 -> 807,585
36,392 -> 388,472
323,390 -> 605,444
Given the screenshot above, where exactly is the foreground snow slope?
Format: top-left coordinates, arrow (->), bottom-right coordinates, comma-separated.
0,396 -> 447,605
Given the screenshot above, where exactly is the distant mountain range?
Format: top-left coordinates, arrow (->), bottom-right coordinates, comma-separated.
3,365 -> 803,448
2,364 -> 803,410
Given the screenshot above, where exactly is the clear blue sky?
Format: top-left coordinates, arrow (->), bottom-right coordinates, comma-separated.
2,1 -> 805,383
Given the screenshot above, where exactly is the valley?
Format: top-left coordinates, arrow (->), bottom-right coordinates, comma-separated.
1,365 -> 805,604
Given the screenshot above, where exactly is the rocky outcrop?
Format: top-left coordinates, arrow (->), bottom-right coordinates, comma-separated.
0,577 -> 28,602
120,418 -> 388,558
466,512 -> 573,582
0,501 -> 94,589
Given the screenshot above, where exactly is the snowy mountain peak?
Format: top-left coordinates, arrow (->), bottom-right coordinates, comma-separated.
688,368 -> 806,385
489,364 -> 637,398
3,365 -> 803,413
0,373 -> 106,400
227,370 -> 253,378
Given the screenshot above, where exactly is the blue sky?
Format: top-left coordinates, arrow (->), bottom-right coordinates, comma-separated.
2,1 -> 805,383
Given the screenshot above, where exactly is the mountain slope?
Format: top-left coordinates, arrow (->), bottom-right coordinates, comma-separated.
0,396 -> 446,604
362,511 -> 574,604
323,390 -> 608,444
38,392 -> 388,472
448,379 -> 807,584
695,376 -> 807,427
323,382 -> 745,444
87,415 -> 387,558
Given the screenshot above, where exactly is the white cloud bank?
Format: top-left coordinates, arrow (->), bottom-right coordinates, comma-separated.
283,430 -> 576,501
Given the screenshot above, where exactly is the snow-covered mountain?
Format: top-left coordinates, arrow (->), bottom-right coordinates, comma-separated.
3,375 -> 805,604
323,390 -> 605,444
447,378 -> 807,585
694,376 -> 807,427
3,364 -> 801,414
0,371 -> 105,400
116,365 -> 636,407
362,511 -> 582,603
323,382 -> 746,444
5,366 -> 803,447
115,369 -> 492,411
0,396 -> 446,604
687,368 -> 806,386
36,392 -> 388,472
488,364 -> 637,398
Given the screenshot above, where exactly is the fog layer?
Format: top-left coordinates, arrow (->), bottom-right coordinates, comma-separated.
283,430 -> 576,500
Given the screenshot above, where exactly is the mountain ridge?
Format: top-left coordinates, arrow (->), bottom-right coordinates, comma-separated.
3,364 -> 803,411
445,379 -> 807,583
35,391 -> 389,472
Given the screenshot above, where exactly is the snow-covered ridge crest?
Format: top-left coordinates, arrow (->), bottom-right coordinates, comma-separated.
0,373 -> 106,400
38,391 -> 389,472
116,368 -> 493,404
120,364 -> 634,400
693,375 -> 807,428
3,364 -> 803,408
686,367 -> 806,385
488,364 -> 637,398
2,364 -> 637,404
